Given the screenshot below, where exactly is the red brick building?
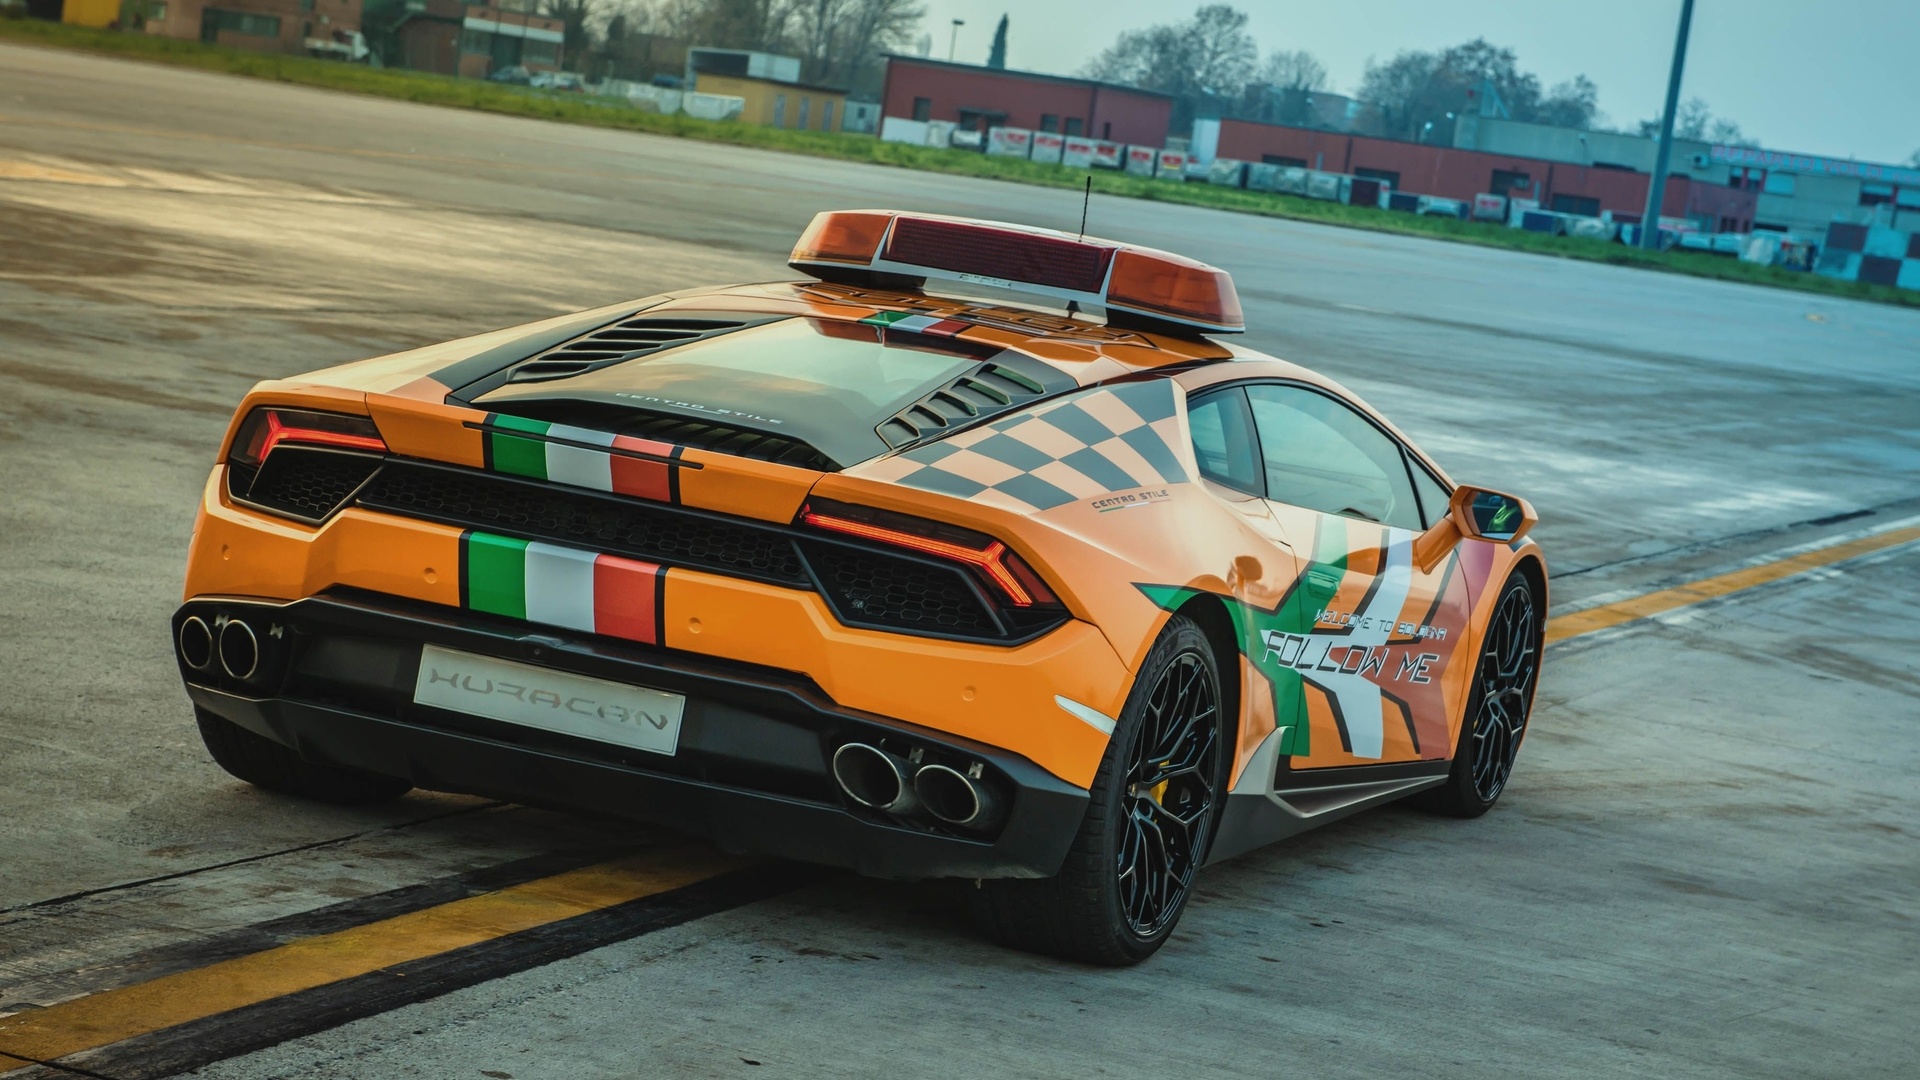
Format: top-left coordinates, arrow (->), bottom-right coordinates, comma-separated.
881,56 -> 1172,147
145,0 -> 363,56
1218,119 -> 1759,226
387,1 -> 564,77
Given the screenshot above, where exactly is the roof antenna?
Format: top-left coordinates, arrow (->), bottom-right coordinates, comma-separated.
1077,176 -> 1092,241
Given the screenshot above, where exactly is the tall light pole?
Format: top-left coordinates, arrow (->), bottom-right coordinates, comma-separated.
948,19 -> 965,62
1640,0 -> 1695,249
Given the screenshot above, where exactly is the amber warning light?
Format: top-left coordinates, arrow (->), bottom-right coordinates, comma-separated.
789,210 -> 1244,334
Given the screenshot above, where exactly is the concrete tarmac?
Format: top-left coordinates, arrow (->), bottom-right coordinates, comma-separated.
1,43 -> 1917,1079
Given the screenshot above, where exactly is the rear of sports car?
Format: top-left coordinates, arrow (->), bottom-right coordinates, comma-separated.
174,296 -> 1144,881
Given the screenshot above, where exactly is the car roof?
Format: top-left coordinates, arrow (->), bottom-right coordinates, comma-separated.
648,280 -> 1344,392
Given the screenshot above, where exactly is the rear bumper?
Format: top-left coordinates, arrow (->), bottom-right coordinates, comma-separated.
176,592 -> 1087,880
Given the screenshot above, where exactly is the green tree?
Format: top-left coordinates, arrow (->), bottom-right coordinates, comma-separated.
987,13 -> 1007,69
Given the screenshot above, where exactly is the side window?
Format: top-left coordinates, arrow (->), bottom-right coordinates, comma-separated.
1244,384 -> 1422,530
1409,458 -> 1451,528
1186,388 -> 1261,495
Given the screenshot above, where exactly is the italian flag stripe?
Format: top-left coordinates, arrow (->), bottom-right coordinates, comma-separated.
485,415 -> 677,503
460,531 -> 663,645
861,312 -> 970,338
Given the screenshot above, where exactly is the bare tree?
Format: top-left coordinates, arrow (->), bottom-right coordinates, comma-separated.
1638,97 -> 1754,145
1535,75 -> 1599,130
541,0 -> 602,68
1257,48 -> 1327,91
1082,5 -> 1258,129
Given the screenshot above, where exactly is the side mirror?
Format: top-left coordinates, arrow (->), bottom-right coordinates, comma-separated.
1412,485 -> 1537,571
1452,486 -> 1536,544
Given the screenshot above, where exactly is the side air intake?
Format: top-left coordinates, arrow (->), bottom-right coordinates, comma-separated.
876,364 -> 1054,448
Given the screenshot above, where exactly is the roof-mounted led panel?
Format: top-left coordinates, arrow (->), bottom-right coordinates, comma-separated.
789,210 -> 1244,335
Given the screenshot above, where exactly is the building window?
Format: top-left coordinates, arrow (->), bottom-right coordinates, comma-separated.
798,97 -> 811,130
1860,182 -> 1895,206
209,9 -> 282,36
773,94 -> 787,128
459,29 -> 489,54
911,96 -> 931,122
1491,169 -> 1532,195
1550,193 -> 1601,217
821,100 -> 835,131
1039,114 -> 1060,133
1762,172 -> 1796,196
1262,154 -> 1307,167
521,39 -> 557,66
1354,167 -> 1401,189
1063,117 -> 1084,136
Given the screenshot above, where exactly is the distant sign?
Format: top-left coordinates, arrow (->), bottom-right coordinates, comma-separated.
1710,145 -> 1920,186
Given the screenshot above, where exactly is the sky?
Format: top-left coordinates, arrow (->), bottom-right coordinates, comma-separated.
912,0 -> 1920,166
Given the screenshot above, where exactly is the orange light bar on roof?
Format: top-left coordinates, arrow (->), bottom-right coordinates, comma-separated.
1105,248 -> 1243,333
787,209 -> 1244,334
790,210 -> 892,265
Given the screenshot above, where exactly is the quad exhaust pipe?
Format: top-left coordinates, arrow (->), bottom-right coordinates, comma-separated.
217,618 -> 260,680
912,763 -> 1001,829
831,742 -> 1004,830
177,616 -> 214,671
831,743 -> 920,815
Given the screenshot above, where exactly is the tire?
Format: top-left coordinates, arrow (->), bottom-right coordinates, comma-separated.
195,707 -> 412,806
972,615 -> 1228,966
1416,572 -> 1542,818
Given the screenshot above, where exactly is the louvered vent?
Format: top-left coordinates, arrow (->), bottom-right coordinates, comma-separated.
620,413 -> 837,471
506,316 -> 760,384
876,364 -> 1050,448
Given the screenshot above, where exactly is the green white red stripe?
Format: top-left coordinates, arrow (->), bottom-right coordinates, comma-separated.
461,531 -> 664,645
860,311 -> 969,337
484,415 -> 678,503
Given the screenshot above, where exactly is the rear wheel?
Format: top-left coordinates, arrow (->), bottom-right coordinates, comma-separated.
1417,574 -> 1541,818
972,616 -> 1226,966
195,707 -> 412,806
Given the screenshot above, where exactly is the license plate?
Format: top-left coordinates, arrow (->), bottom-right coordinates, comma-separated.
413,644 -> 684,757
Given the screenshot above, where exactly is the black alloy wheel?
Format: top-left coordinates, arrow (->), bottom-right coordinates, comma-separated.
1469,582 -> 1539,802
970,615 -> 1228,966
1417,574 -> 1541,819
1117,652 -> 1222,937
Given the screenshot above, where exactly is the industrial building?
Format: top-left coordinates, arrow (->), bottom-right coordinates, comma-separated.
693,70 -> 848,132
140,0 -> 365,57
389,0 -> 566,78
1217,112 -> 1920,238
686,50 -> 849,132
879,56 -> 1172,147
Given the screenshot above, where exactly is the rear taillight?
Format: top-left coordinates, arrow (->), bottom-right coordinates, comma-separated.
228,407 -> 387,470
225,408 -> 388,524
800,498 -> 1059,609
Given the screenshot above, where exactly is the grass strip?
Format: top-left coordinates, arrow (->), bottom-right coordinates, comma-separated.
4,18 -> 1914,310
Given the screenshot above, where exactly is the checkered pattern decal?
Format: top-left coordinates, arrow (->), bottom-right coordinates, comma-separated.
862,380 -> 1189,513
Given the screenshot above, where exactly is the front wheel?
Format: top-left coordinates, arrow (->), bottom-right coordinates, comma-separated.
972,615 -> 1227,966
1417,573 -> 1542,818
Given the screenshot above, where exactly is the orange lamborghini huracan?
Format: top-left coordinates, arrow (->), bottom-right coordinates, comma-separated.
174,211 -> 1547,965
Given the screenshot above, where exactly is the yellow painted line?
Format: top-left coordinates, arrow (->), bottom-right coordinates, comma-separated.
0,848 -> 748,1065
1546,524 -> 1920,644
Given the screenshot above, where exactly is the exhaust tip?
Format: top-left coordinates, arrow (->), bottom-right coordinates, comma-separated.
178,616 -> 214,671
218,618 -> 260,681
913,764 -> 992,827
832,743 -> 915,814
